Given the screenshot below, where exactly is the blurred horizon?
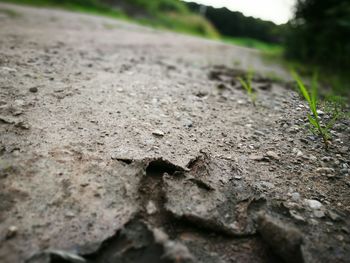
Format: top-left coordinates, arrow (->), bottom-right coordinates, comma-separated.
182,0 -> 296,25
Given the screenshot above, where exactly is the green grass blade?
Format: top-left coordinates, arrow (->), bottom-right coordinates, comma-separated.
291,70 -> 311,104
311,72 -> 318,112
238,77 -> 250,93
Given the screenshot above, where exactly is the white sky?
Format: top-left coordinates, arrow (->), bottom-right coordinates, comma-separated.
182,0 -> 296,24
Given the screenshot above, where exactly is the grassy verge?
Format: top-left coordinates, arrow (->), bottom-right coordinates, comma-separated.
0,0 -> 128,18
263,51 -> 350,97
0,0 -> 219,38
223,36 -> 283,53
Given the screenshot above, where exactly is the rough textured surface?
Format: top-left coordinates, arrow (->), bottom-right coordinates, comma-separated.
164,154 -> 259,236
1,3 -> 350,263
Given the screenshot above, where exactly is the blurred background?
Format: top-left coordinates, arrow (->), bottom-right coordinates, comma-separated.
1,0 -> 349,95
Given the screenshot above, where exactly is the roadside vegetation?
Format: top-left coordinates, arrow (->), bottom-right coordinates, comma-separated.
187,2 -> 283,44
1,0 -> 219,38
223,37 -> 282,53
286,0 -> 350,96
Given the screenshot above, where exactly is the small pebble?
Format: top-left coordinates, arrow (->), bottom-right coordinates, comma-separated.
290,210 -> 305,222
152,129 -> 165,137
339,146 -> 349,154
309,155 -> 317,162
266,150 -> 279,160
249,154 -> 265,161
314,210 -> 325,218
316,167 -> 335,175
29,87 -> 38,93
328,211 -> 340,221
321,156 -> 331,162
305,199 -> 322,210
316,110 -> 324,116
291,192 -> 300,201
146,201 -> 157,215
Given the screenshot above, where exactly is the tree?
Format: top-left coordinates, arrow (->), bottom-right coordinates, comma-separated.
285,0 -> 350,71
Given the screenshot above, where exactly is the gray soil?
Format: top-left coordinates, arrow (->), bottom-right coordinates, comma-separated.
0,3 -> 349,263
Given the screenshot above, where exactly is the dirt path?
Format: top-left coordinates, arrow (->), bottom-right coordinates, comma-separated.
0,3 -> 349,263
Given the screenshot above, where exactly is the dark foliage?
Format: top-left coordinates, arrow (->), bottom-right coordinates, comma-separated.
186,2 -> 283,43
285,0 -> 350,71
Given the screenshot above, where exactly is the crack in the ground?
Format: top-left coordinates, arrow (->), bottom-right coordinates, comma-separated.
25,155 -> 324,263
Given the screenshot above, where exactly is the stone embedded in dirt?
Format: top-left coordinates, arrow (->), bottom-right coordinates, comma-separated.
146,200 -> 157,215
327,211 -> 341,221
29,87 -> 38,93
152,129 -> 165,137
1,66 -> 17,73
257,83 -> 272,90
340,168 -> 349,175
292,148 -> 303,157
299,138 -> 309,144
313,210 -> 325,218
254,130 -> 265,137
308,155 -> 317,162
249,154 -> 265,161
6,225 -> 18,239
237,99 -> 246,105
338,146 -> 349,154
289,210 -> 305,222
321,156 -> 332,162
255,181 -> 275,191
316,167 -> 335,177
316,109 -> 324,116
217,83 -> 227,90
290,192 -> 301,201
53,87 -> 65,93
194,91 -> 208,98
0,115 -> 16,124
208,71 -> 222,81
183,119 -> 193,128
257,213 -> 304,263
153,228 -> 194,262
10,107 -> 23,116
305,199 -> 322,210
266,151 -> 279,160
14,121 -> 30,130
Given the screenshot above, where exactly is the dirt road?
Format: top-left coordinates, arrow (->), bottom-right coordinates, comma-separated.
1,3 -> 349,263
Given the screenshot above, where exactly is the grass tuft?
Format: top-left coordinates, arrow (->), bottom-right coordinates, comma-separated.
291,70 -> 347,149
238,69 -> 256,106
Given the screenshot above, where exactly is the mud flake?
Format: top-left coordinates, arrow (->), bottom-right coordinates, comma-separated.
164,154 -> 259,236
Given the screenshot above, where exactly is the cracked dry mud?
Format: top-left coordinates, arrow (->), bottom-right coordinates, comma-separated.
1,3 -> 350,263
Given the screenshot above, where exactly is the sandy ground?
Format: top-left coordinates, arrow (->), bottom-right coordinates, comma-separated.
0,3 -> 349,263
